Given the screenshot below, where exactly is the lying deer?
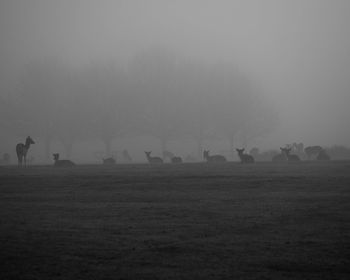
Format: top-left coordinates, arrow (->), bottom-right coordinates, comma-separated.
280,147 -> 300,162
145,151 -> 163,164
236,148 -> 255,163
171,156 -> 183,163
53,153 -> 75,167
203,150 -> 226,162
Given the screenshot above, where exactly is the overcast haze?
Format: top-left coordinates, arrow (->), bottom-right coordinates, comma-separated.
1,0 -> 350,161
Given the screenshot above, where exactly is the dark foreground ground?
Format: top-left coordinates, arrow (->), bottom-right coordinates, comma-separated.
0,161 -> 349,280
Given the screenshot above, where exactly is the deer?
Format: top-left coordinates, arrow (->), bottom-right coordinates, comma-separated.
162,150 -> 182,163
171,156 -> 183,163
272,148 -> 288,162
102,157 -> 116,165
145,151 -> 163,164
162,150 -> 175,161
16,136 -> 35,167
281,147 -> 300,162
203,150 -> 227,162
236,148 -> 255,163
53,153 -> 75,167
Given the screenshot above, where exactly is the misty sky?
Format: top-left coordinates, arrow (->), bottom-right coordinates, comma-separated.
1,0 -> 350,147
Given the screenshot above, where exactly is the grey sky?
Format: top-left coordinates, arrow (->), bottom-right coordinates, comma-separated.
1,0 -> 350,147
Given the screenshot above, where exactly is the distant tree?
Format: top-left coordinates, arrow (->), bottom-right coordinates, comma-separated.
239,98 -> 278,148
129,49 -> 190,153
129,49 -> 277,158
14,60 -> 68,160
325,145 -> 350,160
200,65 -> 256,159
82,62 -> 131,156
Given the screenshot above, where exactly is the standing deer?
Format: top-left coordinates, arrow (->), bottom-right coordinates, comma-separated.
236,148 -> 255,163
53,153 -> 75,167
16,136 -> 35,167
272,148 -> 287,162
145,151 -> 163,164
281,147 -> 300,162
203,150 -> 227,162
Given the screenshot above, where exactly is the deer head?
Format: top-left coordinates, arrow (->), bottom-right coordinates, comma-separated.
26,136 -> 35,145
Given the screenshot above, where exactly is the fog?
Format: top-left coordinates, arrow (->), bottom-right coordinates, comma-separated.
1,0 -> 350,163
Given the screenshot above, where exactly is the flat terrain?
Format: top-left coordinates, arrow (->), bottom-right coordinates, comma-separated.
0,161 -> 350,279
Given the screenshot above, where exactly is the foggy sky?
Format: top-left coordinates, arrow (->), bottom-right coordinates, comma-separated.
1,0 -> 350,147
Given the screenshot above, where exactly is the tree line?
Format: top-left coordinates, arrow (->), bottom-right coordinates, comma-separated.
1,49 -> 277,161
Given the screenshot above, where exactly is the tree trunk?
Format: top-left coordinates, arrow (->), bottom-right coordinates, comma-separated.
194,127 -> 204,160
229,134 -> 235,160
196,137 -> 203,161
44,122 -> 53,162
160,137 -> 167,159
103,138 -> 112,157
44,135 -> 51,162
63,140 -> 73,159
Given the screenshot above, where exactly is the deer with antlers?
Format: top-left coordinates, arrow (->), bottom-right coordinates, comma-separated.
145,151 -> 163,164
236,148 -> 255,164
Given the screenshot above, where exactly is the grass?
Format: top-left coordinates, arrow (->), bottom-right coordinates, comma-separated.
0,161 -> 350,279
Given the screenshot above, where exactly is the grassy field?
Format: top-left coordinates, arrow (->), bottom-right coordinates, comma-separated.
0,161 -> 350,279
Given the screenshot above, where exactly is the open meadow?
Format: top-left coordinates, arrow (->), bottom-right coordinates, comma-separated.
0,161 -> 350,279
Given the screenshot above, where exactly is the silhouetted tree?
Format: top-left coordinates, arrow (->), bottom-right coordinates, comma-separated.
83,62 -> 131,156
15,60 -> 67,160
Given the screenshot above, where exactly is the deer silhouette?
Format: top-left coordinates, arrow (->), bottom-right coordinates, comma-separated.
281,147 -> 300,162
162,150 -> 182,163
145,151 -> 163,164
236,148 -> 255,163
171,156 -> 183,163
272,148 -> 288,162
203,150 -> 227,162
53,153 -> 75,167
162,150 -> 174,161
16,136 -> 35,166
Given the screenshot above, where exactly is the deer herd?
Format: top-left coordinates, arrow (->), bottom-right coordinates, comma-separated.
0,136 -> 333,168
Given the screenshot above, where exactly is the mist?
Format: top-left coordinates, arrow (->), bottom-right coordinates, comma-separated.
1,0 -> 350,163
